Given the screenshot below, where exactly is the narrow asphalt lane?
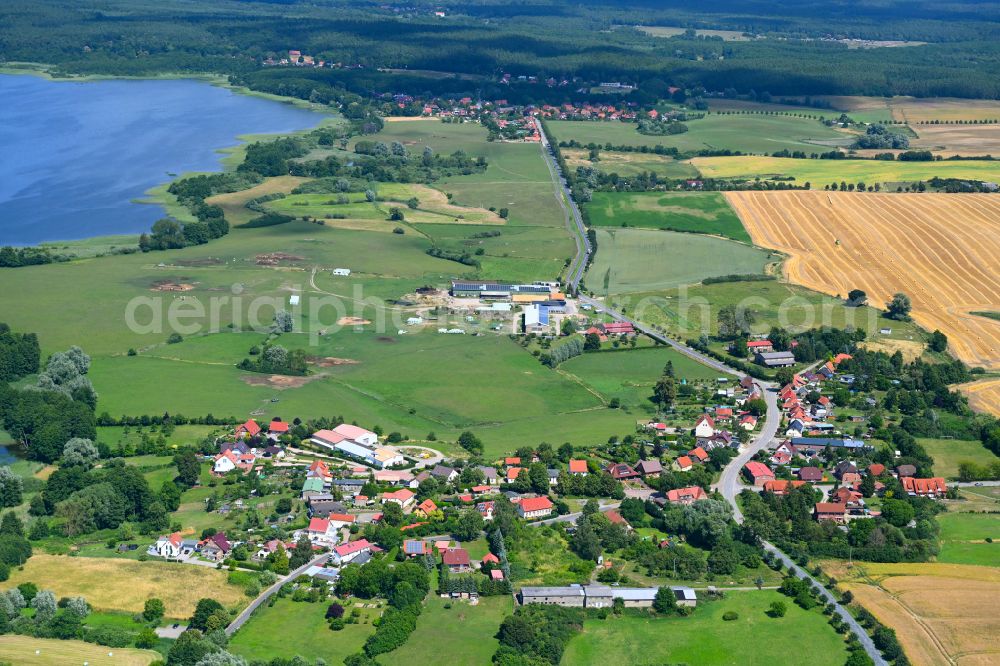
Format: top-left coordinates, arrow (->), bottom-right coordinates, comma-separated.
226,552 -> 329,636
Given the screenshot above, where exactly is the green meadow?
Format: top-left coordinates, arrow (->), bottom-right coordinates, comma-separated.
563,147 -> 698,178
561,591 -> 850,666
920,438 -> 1000,480
561,346 -> 721,410
549,114 -> 852,154
936,511 -> 1000,566
585,229 -> 771,294
586,191 -> 750,241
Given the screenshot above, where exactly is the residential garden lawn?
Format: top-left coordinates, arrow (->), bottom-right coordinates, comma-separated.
936,511 -> 1000,566
561,590 -> 850,666
586,191 -> 750,241
97,425 -> 220,452
561,346 -> 718,410
549,115 -> 852,154
378,594 -> 512,666
563,148 -> 698,178
585,229 -> 771,295
1,553 -> 244,618
507,525 -> 592,586
610,279 -> 926,342
919,438 -> 1000,480
691,155 -> 1000,185
230,596 -> 380,664
0,636 -> 160,666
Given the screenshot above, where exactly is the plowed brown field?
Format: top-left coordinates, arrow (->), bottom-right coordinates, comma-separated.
726,191 -> 1000,370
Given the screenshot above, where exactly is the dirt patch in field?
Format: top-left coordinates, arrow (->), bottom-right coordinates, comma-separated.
376,336 -> 397,343
307,356 -> 360,367
151,279 -> 197,292
34,465 -> 56,480
860,339 -> 925,363
240,374 -> 318,389
337,316 -> 371,326
256,252 -> 305,266
174,257 -> 223,267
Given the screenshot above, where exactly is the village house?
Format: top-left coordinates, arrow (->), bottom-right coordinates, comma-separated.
636,459 -> 662,479
506,467 -> 524,483
403,539 -> 430,558
150,532 -> 186,559
416,499 -> 438,517
442,547 -> 473,573
606,463 -> 639,480
756,351 -> 796,368
762,480 -> 806,495
478,466 -> 500,485
895,464 -> 917,478
306,517 -> 341,547
200,532 -> 232,561
665,486 -> 708,505
744,461 -> 775,487
902,477 -> 948,497
213,449 -> 255,475
235,419 -> 261,439
747,339 -> 774,354
688,447 -> 709,464
813,502 -> 848,524
517,496 -> 554,519
797,466 -> 824,482
430,465 -> 459,483
568,459 -> 589,476
672,456 -> 694,472
267,419 -> 289,440
694,414 -> 716,439
382,489 -> 416,510
476,501 -> 495,521
332,539 -> 375,565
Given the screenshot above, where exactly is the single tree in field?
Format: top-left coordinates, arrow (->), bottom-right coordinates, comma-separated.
928,329 -> 948,352
653,375 -> 677,408
846,289 -> 867,306
886,292 -> 912,320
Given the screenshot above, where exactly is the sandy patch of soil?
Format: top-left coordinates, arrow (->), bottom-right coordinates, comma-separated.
240,374 -> 319,389
151,279 -> 197,292
256,252 -> 305,266
337,316 -> 371,326
307,356 -> 360,367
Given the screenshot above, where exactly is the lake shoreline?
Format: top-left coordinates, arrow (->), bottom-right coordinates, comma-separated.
0,65 -> 339,250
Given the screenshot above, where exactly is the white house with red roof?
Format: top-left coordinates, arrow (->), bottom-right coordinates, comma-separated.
382,489 -> 416,509
568,459 -> 589,475
235,419 -> 261,439
306,517 -> 340,546
268,419 -> 289,440
902,477 -> 948,497
739,414 -> 758,431
332,539 -> 376,565
213,449 -> 255,475
694,414 -> 716,439
517,496 -> 553,519
151,532 -> 185,559
665,486 -> 708,505
332,423 -> 378,447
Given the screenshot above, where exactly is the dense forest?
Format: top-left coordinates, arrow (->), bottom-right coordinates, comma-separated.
3,0 -> 1000,99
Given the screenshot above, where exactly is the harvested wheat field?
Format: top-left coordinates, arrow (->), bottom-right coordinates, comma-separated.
0,636 -> 160,665
957,378 -> 1000,416
2,553 -> 244,618
726,191 -> 1000,369
911,124 -> 1000,157
823,560 -> 1000,666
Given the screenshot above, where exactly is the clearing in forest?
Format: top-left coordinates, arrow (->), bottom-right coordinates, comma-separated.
726,191 -> 1000,370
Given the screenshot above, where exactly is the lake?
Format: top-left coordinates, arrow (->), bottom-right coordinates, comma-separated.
0,74 -> 327,246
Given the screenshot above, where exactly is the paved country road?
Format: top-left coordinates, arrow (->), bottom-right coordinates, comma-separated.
535,118 -> 591,292
226,552 -> 329,636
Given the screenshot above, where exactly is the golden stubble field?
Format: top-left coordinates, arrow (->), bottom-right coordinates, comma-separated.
2,553 -> 245,618
957,378 -> 1000,417
823,560 -> 1000,666
726,191 -> 1000,370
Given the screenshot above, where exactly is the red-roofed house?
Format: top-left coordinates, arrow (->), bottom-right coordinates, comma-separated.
328,513 -> 355,529
747,340 -> 774,353
763,480 -> 806,495
482,552 -> 500,565
517,496 -> 554,519
442,547 -> 472,573
506,467 -> 524,482
383,489 -> 416,509
688,447 -> 709,463
416,499 -> 438,516
152,532 -> 184,559
901,477 -> 948,497
235,419 -> 261,438
603,509 -> 632,531
814,502 -> 847,524
332,539 -> 375,565
606,463 -> 639,480
476,501 -> 495,521
268,419 -> 289,436
744,462 -> 775,486
307,517 -> 338,546
490,568 -> 505,580
739,415 -> 758,431
583,327 -> 608,343
665,486 -> 708,505
672,456 -> 693,472
569,459 -> 589,476
868,463 -> 886,477
715,406 -> 734,419
602,321 -> 634,335
504,457 -> 521,466
694,414 -> 716,439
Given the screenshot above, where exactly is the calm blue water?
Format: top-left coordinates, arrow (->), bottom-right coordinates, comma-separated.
0,445 -> 24,466
0,75 -> 326,245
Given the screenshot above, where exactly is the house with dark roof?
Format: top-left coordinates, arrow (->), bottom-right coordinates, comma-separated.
606,463 -> 639,480
403,539 -> 429,557
814,502 -> 847,524
430,465 -> 458,483
636,459 -> 662,478
895,464 -> 917,478
200,532 -> 232,561
797,466 -> 824,482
